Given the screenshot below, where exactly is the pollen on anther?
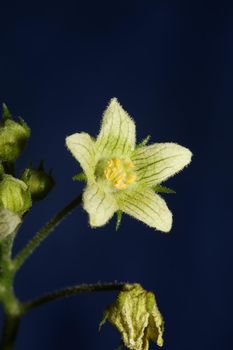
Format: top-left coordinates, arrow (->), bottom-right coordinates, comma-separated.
104,157 -> 136,190
126,174 -> 136,184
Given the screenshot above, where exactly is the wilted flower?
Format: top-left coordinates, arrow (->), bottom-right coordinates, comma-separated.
66,98 -> 192,232
100,284 -> 164,350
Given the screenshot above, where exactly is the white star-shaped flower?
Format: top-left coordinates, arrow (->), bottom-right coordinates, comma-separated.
66,98 -> 192,232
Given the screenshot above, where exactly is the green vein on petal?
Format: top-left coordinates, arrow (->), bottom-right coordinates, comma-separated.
96,98 -> 136,158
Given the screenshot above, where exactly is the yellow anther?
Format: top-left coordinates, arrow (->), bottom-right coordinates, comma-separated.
124,159 -> 134,168
115,174 -> 124,182
117,183 -> 126,190
126,173 -> 136,184
115,158 -> 121,167
104,157 -> 136,190
109,169 -> 118,180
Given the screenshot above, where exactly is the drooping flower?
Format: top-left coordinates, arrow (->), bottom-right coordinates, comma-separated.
99,284 -> 164,350
66,98 -> 192,232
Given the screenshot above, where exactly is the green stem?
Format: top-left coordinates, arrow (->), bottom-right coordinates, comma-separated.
22,282 -> 125,314
0,314 -> 21,350
13,193 -> 82,271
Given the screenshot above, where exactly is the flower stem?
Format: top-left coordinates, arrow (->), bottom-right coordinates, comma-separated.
22,283 -> 125,314
13,193 -> 82,271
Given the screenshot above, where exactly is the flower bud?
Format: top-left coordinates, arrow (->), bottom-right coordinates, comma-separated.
0,175 -> 32,215
0,105 -> 30,161
100,284 -> 164,350
21,164 -> 55,201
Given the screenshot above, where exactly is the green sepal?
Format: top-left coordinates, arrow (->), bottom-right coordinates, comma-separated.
153,184 -> 176,194
18,117 -> 31,137
136,135 -> 151,148
2,103 -> 12,121
115,210 -> 123,231
72,172 -> 87,182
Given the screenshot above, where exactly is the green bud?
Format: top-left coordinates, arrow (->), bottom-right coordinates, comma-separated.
0,175 -> 32,215
0,105 -> 30,161
21,164 -> 55,201
100,284 -> 164,350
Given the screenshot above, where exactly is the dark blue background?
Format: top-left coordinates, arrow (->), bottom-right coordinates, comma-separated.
0,1 -> 232,349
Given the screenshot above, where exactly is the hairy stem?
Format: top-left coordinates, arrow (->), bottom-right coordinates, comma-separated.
22,282 -> 125,314
13,193 -> 82,271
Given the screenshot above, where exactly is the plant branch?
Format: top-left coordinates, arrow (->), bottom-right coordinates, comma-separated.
0,313 -> 20,350
22,282 -> 125,314
13,193 -> 82,271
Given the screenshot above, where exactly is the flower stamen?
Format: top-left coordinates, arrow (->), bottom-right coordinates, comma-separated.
104,158 -> 136,190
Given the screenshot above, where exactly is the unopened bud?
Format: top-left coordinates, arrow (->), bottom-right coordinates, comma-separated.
21,164 -> 55,201
0,175 -> 32,215
0,104 -> 30,162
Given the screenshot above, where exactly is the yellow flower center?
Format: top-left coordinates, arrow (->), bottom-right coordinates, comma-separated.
104,158 -> 136,190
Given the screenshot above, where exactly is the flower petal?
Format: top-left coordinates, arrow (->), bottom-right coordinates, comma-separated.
118,188 -> 172,232
83,183 -> 118,227
96,98 -> 136,158
0,208 -> 21,239
132,143 -> 192,186
66,132 -> 96,182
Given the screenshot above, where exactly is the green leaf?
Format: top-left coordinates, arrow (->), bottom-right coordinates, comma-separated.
72,172 -> 87,182
115,210 -> 123,231
2,103 -> 12,121
153,184 -> 176,194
